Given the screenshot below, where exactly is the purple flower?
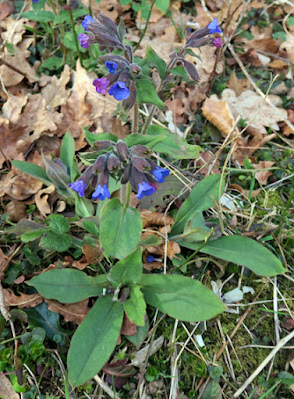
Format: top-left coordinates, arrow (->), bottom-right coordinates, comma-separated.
93,77 -> 110,95
152,166 -> 169,183
146,255 -> 154,263
207,18 -> 222,34
105,61 -> 118,74
212,37 -> 222,48
136,181 -> 156,200
69,180 -> 87,197
78,33 -> 90,49
92,184 -> 111,201
109,81 -> 130,101
32,0 -> 39,2
82,15 -> 95,31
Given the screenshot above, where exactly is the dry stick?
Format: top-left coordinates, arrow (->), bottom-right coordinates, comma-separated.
0,281 -> 10,321
228,43 -> 294,135
234,328 -> 294,398
93,375 -> 122,399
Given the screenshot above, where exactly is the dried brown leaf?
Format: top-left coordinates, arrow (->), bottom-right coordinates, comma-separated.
0,167 -> 43,200
41,65 -> 71,110
45,299 -> 89,324
147,240 -> 181,260
140,209 -> 174,228
4,289 -> 43,309
35,185 -> 55,218
254,161 -> 275,185
0,372 -> 19,399
5,200 -> 27,222
120,313 -> 137,336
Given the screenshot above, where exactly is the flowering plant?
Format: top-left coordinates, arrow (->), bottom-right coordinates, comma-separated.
13,10 -> 285,391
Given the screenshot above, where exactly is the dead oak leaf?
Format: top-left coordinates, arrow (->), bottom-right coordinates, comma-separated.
35,185 -> 56,217
222,89 -> 287,134
186,46 -> 224,84
0,16 -> 27,45
141,209 -> 174,228
0,372 -> 19,399
41,64 -> 71,110
0,166 -> 43,200
4,289 -> 43,309
2,93 -> 28,123
254,161 -> 275,185
45,299 -> 89,325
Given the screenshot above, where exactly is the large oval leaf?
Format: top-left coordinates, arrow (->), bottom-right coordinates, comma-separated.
171,174 -> 224,235
108,248 -> 142,287
68,296 -> 123,386
178,236 -> 285,276
28,269 -> 108,303
140,274 -> 226,321
100,199 -> 142,259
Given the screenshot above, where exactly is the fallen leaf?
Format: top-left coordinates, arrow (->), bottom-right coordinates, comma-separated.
120,313 -> 137,336
0,372 -> 19,399
35,185 -> 56,218
227,72 -> 251,96
0,167 -> 43,200
280,34 -> 294,62
5,200 -> 27,222
147,240 -> 181,260
41,65 -> 71,110
45,299 -> 89,324
143,261 -> 163,271
140,209 -> 174,228
0,2 -> 12,21
254,161 -> 275,185
268,59 -> 289,70
4,290 -> 43,309
0,16 -> 27,45
195,151 -> 220,176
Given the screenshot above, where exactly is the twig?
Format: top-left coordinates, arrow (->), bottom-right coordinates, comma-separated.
93,375 -> 122,399
233,329 -> 294,397
0,281 -> 10,321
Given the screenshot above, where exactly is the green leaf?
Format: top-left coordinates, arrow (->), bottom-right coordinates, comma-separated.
12,161 -> 51,186
124,285 -> 146,326
155,0 -> 170,13
138,235 -> 163,247
84,129 -> 118,147
145,45 -> 166,79
25,301 -> 65,342
48,214 -> 70,235
140,274 -> 226,321
28,269 -> 108,303
202,381 -> 222,399
179,212 -> 212,243
43,157 -> 70,191
124,133 -> 166,148
287,16 -> 294,26
100,199 -> 142,259
40,231 -> 73,252
21,228 -> 48,243
22,10 -> 55,22
60,132 -> 75,179
75,195 -> 95,218
146,125 -> 201,160
126,316 -> 149,348
136,78 -> 167,110
171,174 -> 224,235
178,236 -> 285,277
53,8 -> 87,25
68,296 -> 124,386
40,56 -> 64,71
82,219 -> 99,237
108,249 -> 142,288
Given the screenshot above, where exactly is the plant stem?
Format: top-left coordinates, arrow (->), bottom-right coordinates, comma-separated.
120,182 -> 131,206
141,105 -> 156,135
133,0 -> 156,52
67,2 -> 83,67
132,102 -> 139,134
275,188 -> 294,237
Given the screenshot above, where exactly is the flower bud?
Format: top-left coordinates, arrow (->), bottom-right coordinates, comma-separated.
93,154 -> 108,173
116,140 -> 130,162
93,140 -> 113,151
121,162 -> 131,184
131,145 -> 150,157
107,153 -> 120,172
130,63 -> 142,77
132,155 -> 151,172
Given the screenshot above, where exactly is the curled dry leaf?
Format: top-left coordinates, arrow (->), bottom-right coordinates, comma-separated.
72,242 -> 104,270
4,289 -> 43,309
254,161 -> 275,185
35,185 -> 56,218
140,209 -> 174,228
41,65 -> 71,110
143,261 -> 163,271
45,299 -> 89,325
147,240 -> 181,260
5,200 -> 27,222
120,313 -> 137,336
0,167 -> 43,200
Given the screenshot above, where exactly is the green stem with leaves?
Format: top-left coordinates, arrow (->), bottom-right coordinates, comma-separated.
67,2 -> 83,67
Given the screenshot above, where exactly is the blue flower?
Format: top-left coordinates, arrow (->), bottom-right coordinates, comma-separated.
32,0 -> 39,2
105,61 -> 118,74
69,180 -> 87,197
108,81 -> 130,101
152,166 -> 169,183
82,15 -> 95,31
78,33 -> 90,49
146,255 -> 154,263
207,18 -> 222,34
136,181 -> 156,200
92,184 -> 111,201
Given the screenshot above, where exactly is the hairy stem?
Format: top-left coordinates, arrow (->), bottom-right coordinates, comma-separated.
68,2 -> 83,67
132,102 -> 139,134
120,182 -> 131,206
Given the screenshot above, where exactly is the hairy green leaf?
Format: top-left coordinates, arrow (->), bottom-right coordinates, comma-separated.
108,248 -> 142,287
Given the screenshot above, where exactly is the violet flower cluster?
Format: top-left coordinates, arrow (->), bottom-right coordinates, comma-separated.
69,141 -> 169,201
